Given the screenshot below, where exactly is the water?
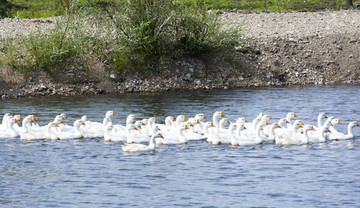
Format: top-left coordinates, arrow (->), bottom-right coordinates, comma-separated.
1,85 -> 360,207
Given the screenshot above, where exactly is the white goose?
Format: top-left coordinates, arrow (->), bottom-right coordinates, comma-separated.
286,112 -> 298,128
203,122 -> 220,144
0,113 -> 12,131
275,120 -> 303,145
127,125 -> 160,143
212,111 -> 225,127
122,132 -> 163,153
156,124 -> 189,145
314,113 -> 328,130
328,121 -> 360,140
0,118 -> 20,138
234,119 -> 268,146
20,122 -> 59,140
262,123 -> 281,142
307,125 -> 329,143
51,120 -> 85,140
189,114 -> 207,134
183,119 -> 207,141
328,118 -> 343,134
114,114 -> 138,131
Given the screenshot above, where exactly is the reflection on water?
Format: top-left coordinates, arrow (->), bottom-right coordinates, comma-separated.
1,85 -> 360,207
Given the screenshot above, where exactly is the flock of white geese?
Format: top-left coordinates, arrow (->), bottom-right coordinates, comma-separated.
0,111 -> 359,152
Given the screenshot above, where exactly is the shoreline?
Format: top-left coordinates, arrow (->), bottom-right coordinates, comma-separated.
1,10 -> 360,99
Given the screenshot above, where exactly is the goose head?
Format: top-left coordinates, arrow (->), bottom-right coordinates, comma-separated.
126,114 -> 138,125
165,116 -> 175,125
195,114 -> 207,120
349,121 -> 360,128
74,120 -> 85,128
262,114 -> 272,121
106,111 -> 117,117
54,116 -> 64,124
148,117 -> 158,124
28,115 -> 38,122
219,118 -> 231,128
300,125 -> 315,134
81,115 -> 88,123
60,113 -> 68,120
278,118 -> 289,127
318,113 -> 328,119
331,118 -> 343,125
236,117 -> 248,125
13,115 -> 23,122
286,112 -> 298,121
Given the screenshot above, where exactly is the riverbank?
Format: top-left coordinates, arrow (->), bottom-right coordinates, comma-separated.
1,10 -> 360,98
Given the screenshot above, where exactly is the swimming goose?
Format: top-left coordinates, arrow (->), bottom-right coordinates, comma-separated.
51,120 -> 85,140
237,119 -> 269,146
156,124 -> 189,145
0,118 -> 20,138
328,118 -> 343,134
111,124 -> 138,142
122,132 -> 163,153
286,112 -> 298,128
20,122 -> 59,140
212,111 -> 225,127
127,125 -> 160,143
328,121 -> 360,140
183,119 -> 207,141
0,113 -> 11,131
275,120 -> 303,145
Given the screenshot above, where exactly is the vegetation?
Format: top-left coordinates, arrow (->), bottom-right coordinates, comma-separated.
1,0 -> 360,19
0,0 -> 244,75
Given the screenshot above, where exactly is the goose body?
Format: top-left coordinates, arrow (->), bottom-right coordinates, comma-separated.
122,132 -> 162,153
328,121 -> 360,140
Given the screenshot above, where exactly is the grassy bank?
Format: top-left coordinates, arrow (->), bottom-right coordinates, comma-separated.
1,0 -> 359,19
0,0 -> 245,78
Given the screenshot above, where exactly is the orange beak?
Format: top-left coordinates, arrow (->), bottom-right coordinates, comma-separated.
311,126 -> 316,131
185,125 -> 190,130
227,121 -> 231,124
294,113 -> 298,117
20,116 -> 24,120
134,126 -> 138,130
190,123 -> 194,127
113,112 -> 117,116
155,119 -> 158,122
286,120 -> 290,124
325,115 -> 328,118
204,116 -> 208,119
172,118 -> 176,122
356,123 -> 360,127
15,119 -> 19,123
184,116 -> 188,121
266,121 -> 270,125
82,122 -> 85,125
339,120 -> 343,124
244,126 -> 247,130
221,112 -> 225,117
211,122 -> 216,127
197,119 -> 201,124
245,119 -> 248,123
269,116 -> 272,120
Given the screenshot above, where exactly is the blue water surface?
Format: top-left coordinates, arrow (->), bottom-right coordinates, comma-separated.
1,85 -> 360,207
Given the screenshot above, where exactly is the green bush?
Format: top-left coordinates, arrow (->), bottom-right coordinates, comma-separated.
105,0 -> 244,70
1,0 -> 245,75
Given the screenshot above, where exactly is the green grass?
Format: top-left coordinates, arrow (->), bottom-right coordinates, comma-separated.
3,0 -> 360,19
1,0 -> 245,76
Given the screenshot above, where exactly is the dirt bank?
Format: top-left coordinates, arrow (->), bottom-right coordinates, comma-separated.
1,10 -> 359,99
